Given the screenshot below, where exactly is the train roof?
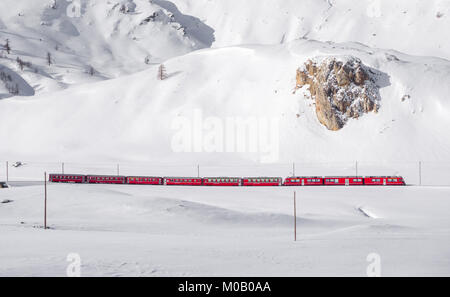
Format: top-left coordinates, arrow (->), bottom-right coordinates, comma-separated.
243,177 -> 282,179
86,174 -> 126,178
324,176 -> 362,178
364,176 -> 403,178
204,177 -> 241,179
164,177 -> 202,179
287,176 -> 323,178
49,173 -> 86,176
127,176 -> 163,178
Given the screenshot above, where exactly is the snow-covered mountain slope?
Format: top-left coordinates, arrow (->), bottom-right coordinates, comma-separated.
172,0 -> 450,60
0,1 -> 449,164
1,39 -> 449,163
0,0 -> 210,95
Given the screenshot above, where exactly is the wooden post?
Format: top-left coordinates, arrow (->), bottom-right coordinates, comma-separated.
6,161 -> 8,183
44,172 -> 47,230
419,161 -> 422,186
294,191 -> 297,241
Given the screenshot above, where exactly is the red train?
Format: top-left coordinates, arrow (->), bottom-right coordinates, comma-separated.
49,174 -> 405,186
284,176 -> 323,186
164,177 -> 203,186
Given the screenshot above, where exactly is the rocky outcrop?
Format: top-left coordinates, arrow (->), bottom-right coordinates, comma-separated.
295,57 -> 380,130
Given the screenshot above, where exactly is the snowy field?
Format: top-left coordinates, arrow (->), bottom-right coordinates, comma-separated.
1,182 -> 450,276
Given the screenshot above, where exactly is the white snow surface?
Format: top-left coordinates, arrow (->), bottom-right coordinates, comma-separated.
1,183 -> 450,276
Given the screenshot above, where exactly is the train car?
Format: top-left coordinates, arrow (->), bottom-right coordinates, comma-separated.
203,177 -> 241,186
87,175 -> 126,184
49,174 -> 86,183
284,176 -> 324,186
363,176 -> 405,186
242,177 -> 282,186
164,177 -> 203,186
324,177 -> 364,186
127,176 -> 163,185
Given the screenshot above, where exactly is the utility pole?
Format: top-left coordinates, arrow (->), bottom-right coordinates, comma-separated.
44,172 -> 47,229
62,162 -> 64,174
294,191 -> 297,242
197,165 -> 200,178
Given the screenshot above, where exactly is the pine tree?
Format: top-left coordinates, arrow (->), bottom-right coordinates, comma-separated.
4,39 -> 11,54
157,64 -> 167,80
88,66 -> 95,76
47,52 -> 52,66
17,57 -> 24,70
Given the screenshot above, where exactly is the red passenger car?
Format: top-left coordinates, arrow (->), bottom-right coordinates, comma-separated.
242,177 -> 282,186
127,176 -> 163,185
203,177 -> 241,186
87,175 -> 126,184
363,176 -> 405,186
284,177 -> 323,186
164,177 -> 203,186
324,177 -> 363,186
49,174 -> 86,183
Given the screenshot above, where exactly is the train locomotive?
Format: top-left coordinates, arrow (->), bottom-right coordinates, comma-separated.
49,174 -> 405,186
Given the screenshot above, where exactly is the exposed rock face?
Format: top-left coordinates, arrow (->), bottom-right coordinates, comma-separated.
295,57 -> 380,130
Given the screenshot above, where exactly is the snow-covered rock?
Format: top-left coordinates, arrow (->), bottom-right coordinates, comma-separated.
296,57 -> 381,130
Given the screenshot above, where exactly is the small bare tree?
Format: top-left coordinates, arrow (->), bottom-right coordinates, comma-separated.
88,66 -> 95,76
144,55 -> 151,65
47,52 -> 52,66
17,57 -> 24,70
157,64 -> 167,80
4,39 -> 11,54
